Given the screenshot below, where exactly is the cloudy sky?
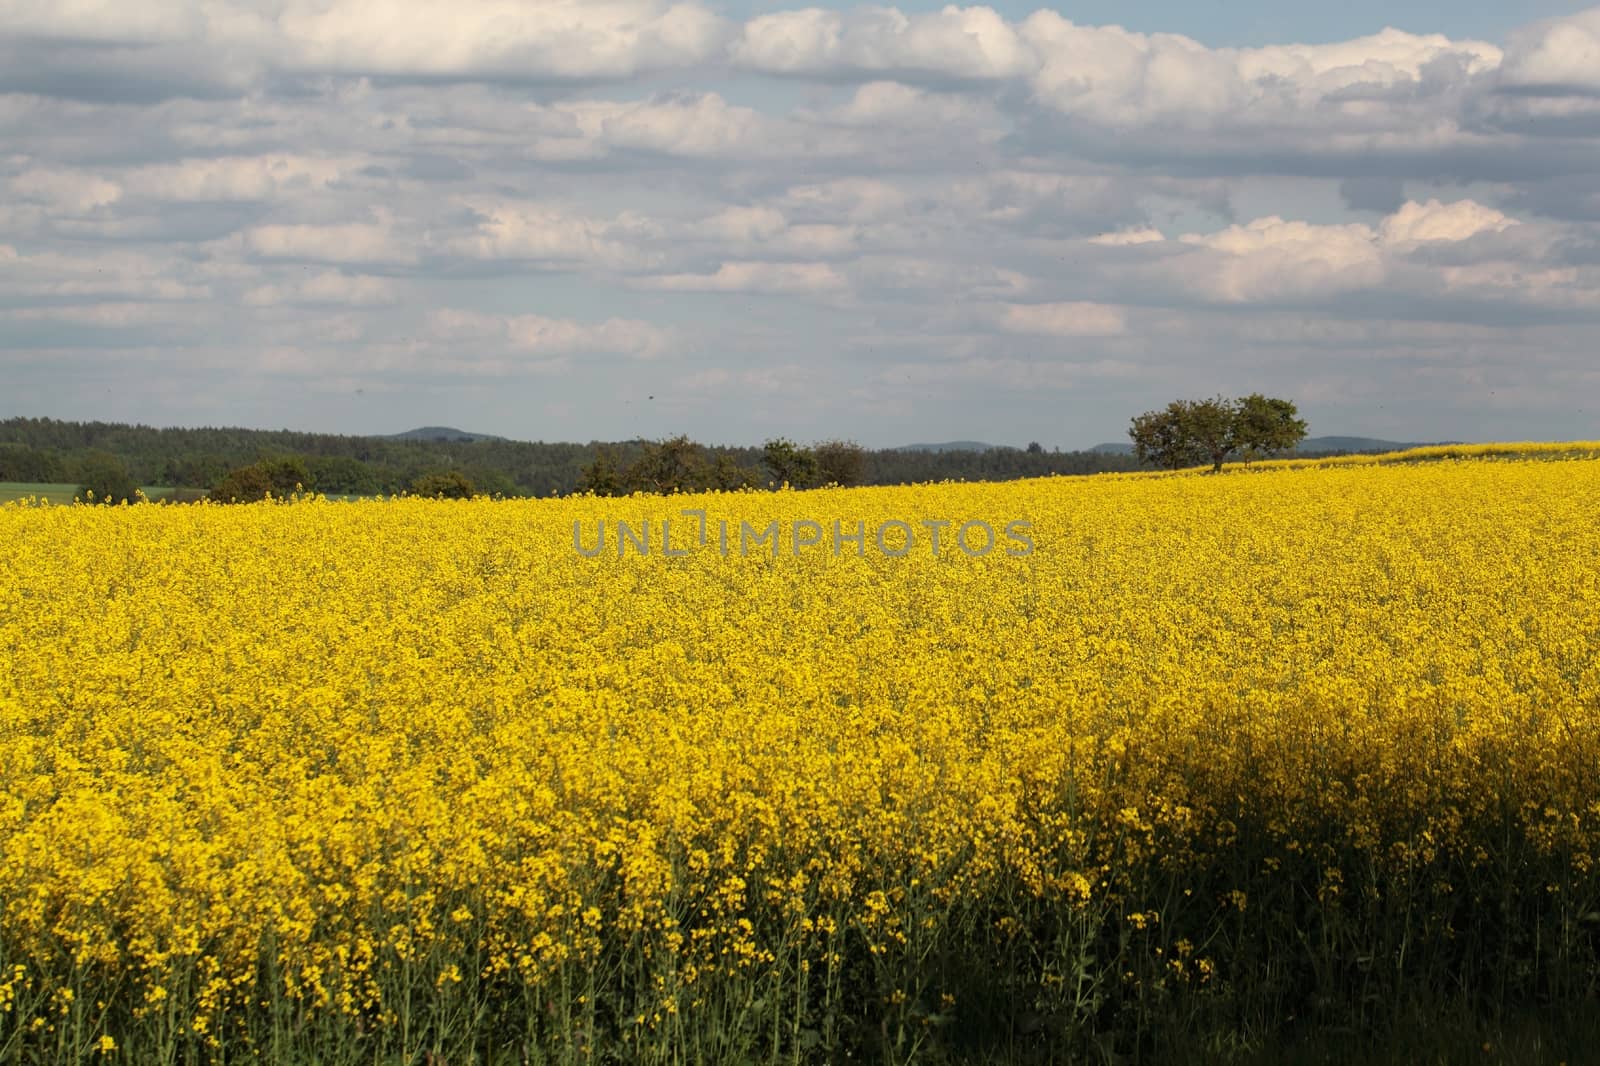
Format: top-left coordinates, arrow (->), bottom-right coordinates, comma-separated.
3,1 -> 1599,448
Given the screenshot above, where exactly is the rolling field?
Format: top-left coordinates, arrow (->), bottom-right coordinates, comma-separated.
0,483 -> 83,504
0,483 -> 178,505
2,450 -> 1599,1063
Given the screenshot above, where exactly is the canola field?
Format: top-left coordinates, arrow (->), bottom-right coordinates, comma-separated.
2,452 -> 1599,1063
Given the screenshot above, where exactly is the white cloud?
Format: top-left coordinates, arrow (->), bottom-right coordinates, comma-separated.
943,170 -> 1139,228
780,178 -> 908,222
1377,198 -> 1517,245
244,271 -> 398,307
123,155 -> 350,202
0,244 -> 211,300
642,261 -> 847,294
682,206 -> 859,259
1169,216 -> 1388,302
589,93 -> 824,159
732,5 -> 1034,80
273,0 -> 727,80
1109,199 -> 1599,311
675,363 -> 815,397
480,94 -> 811,162
1022,14 -> 1501,132
4,4 -> 1600,442
0,0 -> 726,103
700,206 -> 788,244
1238,27 -> 1501,85
1437,262 -> 1599,307
729,7 -> 1504,142
0,301 -> 194,328
1022,16 -> 1242,127
1089,227 -> 1165,246
426,308 -> 672,359
997,301 -> 1127,336
1499,9 -> 1600,93
10,168 -> 122,214
4,0 -> 217,46
847,255 -> 1029,297
448,201 -> 659,270
244,211 -> 420,265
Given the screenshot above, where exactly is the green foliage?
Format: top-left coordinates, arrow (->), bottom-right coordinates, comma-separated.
812,439 -> 866,487
578,436 -> 764,496
1183,397 -> 1239,473
761,437 -> 819,488
75,450 -> 139,504
463,466 -> 516,497
0,444 -> 64,482
577,437 -> 868,497
705,452 -> 760,491
257,457 -> 311,494
863,444 -> 1135,482
577,447 -> 626,496
626,435 -> 710,494
1233,393 -> 1310,462
1130,395 -> 1308,472
308,455 -> 383,495
759,438 -> 866,489
410,470 -> 477,499
1130,404 -> 1206,471
208,457 -> 311,504
208,466 -> 273,505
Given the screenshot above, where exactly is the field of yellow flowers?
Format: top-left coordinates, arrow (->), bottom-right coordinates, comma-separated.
2,450 -> 1599,1063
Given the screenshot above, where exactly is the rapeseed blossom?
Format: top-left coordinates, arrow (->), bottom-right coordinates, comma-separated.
1,450 -> 1597,1060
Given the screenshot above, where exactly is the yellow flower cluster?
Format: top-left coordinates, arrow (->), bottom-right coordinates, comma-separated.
1,449 -> 1598,1059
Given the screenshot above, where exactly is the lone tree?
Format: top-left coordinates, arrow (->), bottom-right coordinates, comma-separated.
411,470 -> 476,499
76,450 -> 139,504
760,438 -> 866,489
705,453 -> 760,492
1129,403 -> 1204,471
577,437 -> 765,496
761,438 -> 818,488
1129,395 -> 1307,472
1182,397 -> 1239,474
627,436 -> 710,494
811,439 -> 866,487
208,456 -> 311,503
1232,393 -> 1309,463
577,447 -> 625,496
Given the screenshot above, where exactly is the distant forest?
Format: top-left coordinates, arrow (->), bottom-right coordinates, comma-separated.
0,418 -> 1145,498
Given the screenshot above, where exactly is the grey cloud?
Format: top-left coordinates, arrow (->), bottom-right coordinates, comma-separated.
0,44 -> 254,103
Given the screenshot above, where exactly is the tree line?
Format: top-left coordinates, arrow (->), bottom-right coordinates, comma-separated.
0,418 -> 1145,503
2,401 -> 1312,504
573,437 -> 874,496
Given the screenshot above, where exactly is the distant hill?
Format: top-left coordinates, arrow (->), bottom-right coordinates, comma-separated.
1091,436 -> 1437,457
385,426 -> 505,443
1292,436 -> 1426,454
895,441 -> 997,453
